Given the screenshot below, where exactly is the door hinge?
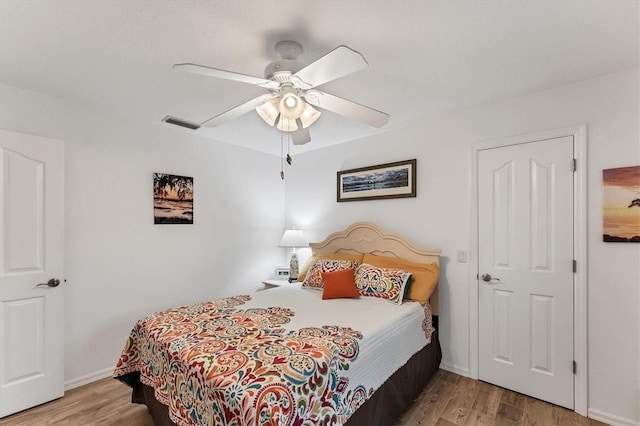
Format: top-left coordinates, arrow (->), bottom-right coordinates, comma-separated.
573,158 -> 577,172
573,259 -> 577,273
573,360 -> 577,374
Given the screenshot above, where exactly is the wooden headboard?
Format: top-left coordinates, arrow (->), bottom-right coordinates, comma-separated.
310,222 -> 441,314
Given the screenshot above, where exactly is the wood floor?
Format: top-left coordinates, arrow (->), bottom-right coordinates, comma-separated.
397,370 -> 605,426
0,370 -> 605,426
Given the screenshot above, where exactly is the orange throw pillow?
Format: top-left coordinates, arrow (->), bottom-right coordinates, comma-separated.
321,269 -> 359,300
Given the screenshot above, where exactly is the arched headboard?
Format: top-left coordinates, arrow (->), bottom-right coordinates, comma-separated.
310,222 -> 441,313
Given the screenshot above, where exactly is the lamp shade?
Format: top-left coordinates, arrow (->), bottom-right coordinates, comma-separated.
279,93 -> 305,119
277,116 -> 299,131
279,229 -> 308,248
256,98 -> 280,126
299,103 -> 321,128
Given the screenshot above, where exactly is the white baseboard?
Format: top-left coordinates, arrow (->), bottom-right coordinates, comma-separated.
439,361 -> 470,377
588,409 -> 639,426
64,367 -> 113,391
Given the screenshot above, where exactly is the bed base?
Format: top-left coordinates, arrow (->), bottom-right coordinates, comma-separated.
127,329 -> 441,426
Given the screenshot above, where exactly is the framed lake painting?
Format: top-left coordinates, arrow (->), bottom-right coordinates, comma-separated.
153,173 -> 194,224
337,159 -> 416,202
602,165 -> 640,242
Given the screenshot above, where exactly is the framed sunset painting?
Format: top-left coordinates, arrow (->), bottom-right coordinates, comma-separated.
153,173 -> 194,224
603,165 -> 640,242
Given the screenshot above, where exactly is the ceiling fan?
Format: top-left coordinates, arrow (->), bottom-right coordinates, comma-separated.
164,41 -> 389,145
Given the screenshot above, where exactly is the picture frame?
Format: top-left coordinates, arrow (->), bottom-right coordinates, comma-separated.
602,165 -> 640,242
337,159 -> 416,202
153,173 -> 194,224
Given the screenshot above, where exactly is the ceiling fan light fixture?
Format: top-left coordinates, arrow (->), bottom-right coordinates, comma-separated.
256,92 -> 318,132
299,103 -> 321,128
256,98 -> 280,126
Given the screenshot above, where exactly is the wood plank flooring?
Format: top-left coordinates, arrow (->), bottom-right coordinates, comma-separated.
397,370 -> 605,426
0,370 -> 605,425
0,377 -> 153,426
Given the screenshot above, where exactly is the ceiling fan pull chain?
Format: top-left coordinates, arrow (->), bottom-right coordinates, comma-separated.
286,129 -> 292,166
280,130 -> 285,180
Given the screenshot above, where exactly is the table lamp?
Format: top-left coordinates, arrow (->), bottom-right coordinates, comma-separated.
279,229 -> 308,282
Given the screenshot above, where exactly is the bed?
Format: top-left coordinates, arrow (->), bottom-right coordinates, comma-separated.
114,222 -> 442,425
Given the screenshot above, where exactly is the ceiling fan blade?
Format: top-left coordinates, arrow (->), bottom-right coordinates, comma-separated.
174,63 -> 279,90
304,90 -> 389,128
291,45 -> 368,89
291,125 -> 311,145
201,94 -> 276,127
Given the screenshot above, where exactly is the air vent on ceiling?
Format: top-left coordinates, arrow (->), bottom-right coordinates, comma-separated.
162,116 -> 200,130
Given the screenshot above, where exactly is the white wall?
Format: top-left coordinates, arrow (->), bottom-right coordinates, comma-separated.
0,83 -> 286,386
285,68 -> 640,424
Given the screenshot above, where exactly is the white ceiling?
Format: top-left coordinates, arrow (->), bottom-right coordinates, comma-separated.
0,0 -> 638,156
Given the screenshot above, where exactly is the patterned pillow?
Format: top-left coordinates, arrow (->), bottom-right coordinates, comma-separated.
354,263 -> 412,305
302,259 -> 359,290
362,253 -> 439,305
298,253 -> 364,282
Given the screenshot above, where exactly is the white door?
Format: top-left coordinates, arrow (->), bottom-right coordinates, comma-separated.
0,129 -> 65,417
478,136 -> 574,409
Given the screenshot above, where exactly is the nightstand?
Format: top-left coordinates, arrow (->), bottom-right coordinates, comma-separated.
262,279 -> 290,290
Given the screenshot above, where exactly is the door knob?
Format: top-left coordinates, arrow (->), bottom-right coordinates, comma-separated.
481,274 -> 500,282
37,278 -> 60,288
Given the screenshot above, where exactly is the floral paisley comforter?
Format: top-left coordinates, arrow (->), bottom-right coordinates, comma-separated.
113,284 -> 433,426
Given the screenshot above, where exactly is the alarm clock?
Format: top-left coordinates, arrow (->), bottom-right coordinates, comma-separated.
274,267 -> 290,280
